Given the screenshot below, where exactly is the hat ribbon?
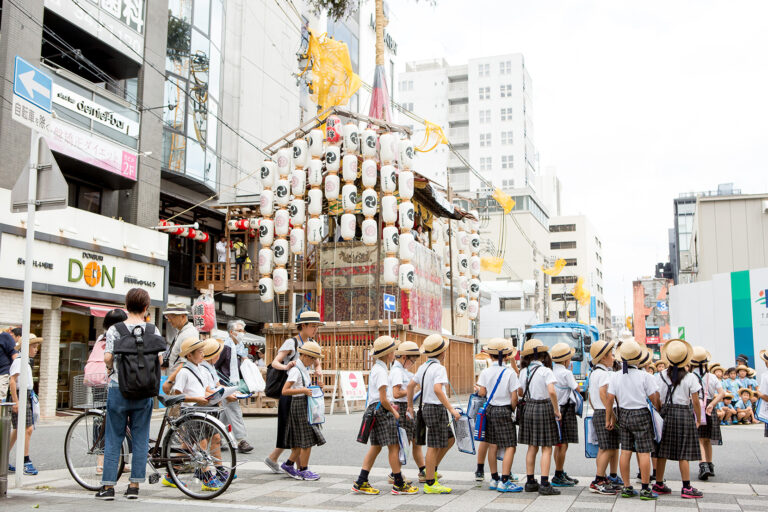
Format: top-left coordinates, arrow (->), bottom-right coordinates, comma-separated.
671,365 -> 680,381
593,342 -> 611,361
373,341 -> 396,356
426,340 -> 445,354
622,360 -> 629,374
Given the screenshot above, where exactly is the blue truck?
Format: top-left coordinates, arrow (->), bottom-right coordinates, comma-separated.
523,322 -> 600,393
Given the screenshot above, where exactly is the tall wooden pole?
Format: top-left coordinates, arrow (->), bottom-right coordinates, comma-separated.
375,0 -> 386,66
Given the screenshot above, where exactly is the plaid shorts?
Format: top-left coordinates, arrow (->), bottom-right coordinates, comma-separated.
592,409 -> 620,450
618,408 -> 655,454
519,399 -> 560,447
698,400 -> 722,443
657,404 -> 701,461
559,403 -> 579,445
422,403 -> 454,448
11,391 -> 34,430
366,403 -> 399,446
394,401 -> 415,441
485,404 -> 517,448
285,395 -> 326,449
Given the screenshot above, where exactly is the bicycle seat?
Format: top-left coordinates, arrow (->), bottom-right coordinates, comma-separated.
160,394 -> 186,407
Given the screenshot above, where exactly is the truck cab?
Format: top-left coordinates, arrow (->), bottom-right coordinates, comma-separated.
523,322 -> 599,393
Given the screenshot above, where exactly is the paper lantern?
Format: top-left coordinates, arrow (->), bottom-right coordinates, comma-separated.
458,253 -> 469,273
444,267 -> 452,284
468,299 -> 479,320
341,184 -> 357,212
308,159 -> 323,186
325,146 -> 340,172
398,263 -> 415,291
249,217 -> 259,229
361,129 -> 377,157
383,257 -> 399,284
308,217 -> 323,244
459,232 -> 470,252
343,123 -> 359,154
379,133 -> 398,163
290,228 -> 304,254
456,297 -> 468,317
469,278 -> 480,299
308,129 -> 324,158
431,224 -> 441,244
273,267 -> 288,294
259,277 -> 274,302
381,195 -> 397,224
342,154 -> 358,183
362,218 -> 377,246
289,199 -> 305,225
399,232 -> 416,261
227,220 -> 239,231
292,139 -> 308,169
275,179 -> 290,206
457,275 -> 469,294
326,115 -> 342,144
362,189 -> 378,217
260,160 -> 276,189
276,148 -> 291,177
186,228 -> 197,239
470,233 -> 480,252
399,139 -> 415,169
383,226 -> 399,254
273,238 -> 288,266
274,209 -> 290,237
291,170 -> 306,197
194,231 -> 209,242
258,218 -> 274,246
258,248 -> 273,275
469,255 -> 481,277
259,189 -> 274,217
399,170 -> 414,200
399,201 -> 415,230
340,213 -> 356,240
324,174 -> 340,201
307,188 -> 323,216
361,159 -> 377,188
380,165 -> 397,193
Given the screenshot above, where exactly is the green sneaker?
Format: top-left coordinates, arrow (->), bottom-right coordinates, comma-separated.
424,481 -> 452,494
639,488 -> 659,500
621,486 -> 639,498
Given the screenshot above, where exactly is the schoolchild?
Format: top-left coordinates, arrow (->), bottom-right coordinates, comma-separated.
282,340 -> 326,481
353,336 -> 418,495
550,342 -> 579,488
200,338 -> 225,387
635,347 -> 661,483
475,338 -> 521,493
718,393 -> 736,425
653,339 -> 704,499
586,339 -> 620,495
517,339 -> 561,496
388,341 -> 425,484
723,368 -> 740,396
7,334 -> 43,476
406,334 -> 460,494
735,365 -> 752,389
709,363 -> 725,382
757,350 -> 768,438
606,340 -> 661,500
654,359 -> 667,374
746,368 -> 759,407
735,388 -> 758,424
690,347 -> 724,481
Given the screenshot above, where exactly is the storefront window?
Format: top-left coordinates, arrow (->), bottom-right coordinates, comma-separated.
58,311 -> 94,408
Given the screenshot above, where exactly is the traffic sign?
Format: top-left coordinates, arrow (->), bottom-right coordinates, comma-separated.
678,326 -> 685,340
383,293 -> 396,312
13,56 -> 52,113
11,137 -> 67,213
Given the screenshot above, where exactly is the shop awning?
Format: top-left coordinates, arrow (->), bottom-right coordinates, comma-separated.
61,301 -> 124,317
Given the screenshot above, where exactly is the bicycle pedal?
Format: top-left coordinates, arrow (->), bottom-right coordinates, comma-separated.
149,474 -> 160,484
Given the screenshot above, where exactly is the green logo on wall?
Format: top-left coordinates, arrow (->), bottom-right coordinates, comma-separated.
678,326 -> 685,340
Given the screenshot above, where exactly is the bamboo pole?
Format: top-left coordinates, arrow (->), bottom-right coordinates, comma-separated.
375,0 -> 387,67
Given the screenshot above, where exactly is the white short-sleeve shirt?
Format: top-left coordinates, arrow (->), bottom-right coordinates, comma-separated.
657,370 -> 702,406
477,363 -> 519,406
277,336 -> 304,365
172,364 -> 208,397
517,362 -> 556,401
608,367 -> 657,409
552,364 -> 578,406
692,369 -> 723,400
761,372 -> 768,396
9,358 -> 33,392
286,359 -> 311,390
411,358 -> 449,405
389,361 -> 412,399
588,365 -> 613,410
368,359 -> 393,405
200,361 -> 219,387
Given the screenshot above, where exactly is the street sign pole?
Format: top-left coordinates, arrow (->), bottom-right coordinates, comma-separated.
388,310 -> 391,338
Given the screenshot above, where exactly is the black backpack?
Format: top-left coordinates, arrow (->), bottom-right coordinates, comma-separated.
113,323 -> 167,400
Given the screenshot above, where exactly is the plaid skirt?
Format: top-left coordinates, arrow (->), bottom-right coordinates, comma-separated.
559,403 -> 579,444
697,399 -> 722,443
592,409 -> 620,450
422,403 -> 454,448
394,401 -> 415,441
285,395 -> 326,449
656,404 -> 701,461
365,402 -> 399,446
519,399 -> 560,447
485,405 -> 517,448
11,391 -> 34,429
618,408 -> 654,454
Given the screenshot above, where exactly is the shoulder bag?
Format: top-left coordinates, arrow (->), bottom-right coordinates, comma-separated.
265,337 -> 297,399
474,368 -> 506,442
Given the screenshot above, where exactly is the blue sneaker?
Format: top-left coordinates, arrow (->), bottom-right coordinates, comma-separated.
202,476 -> 224,491
551,474 -> 575,487
8,464 -> 15,473
608,475 -> 624,487
488,478 -> 499,490
23,462 -> 38,476
498,481 -> 523,493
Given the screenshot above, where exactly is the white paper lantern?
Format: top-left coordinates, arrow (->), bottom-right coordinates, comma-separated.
399,232 -> 416,261
383,226 -> 399,254
342,154 -> 358,183
380,165 -> 397,193
383,256 -> 399,284
399,139 -> 415,169
459,232 -> 470,252
361,129 -> 377,157
273,267 -> 288,294
341,184 -> 357,212
444,266 -> 452,284
290,228 -> 304,254
470,233 -> 480,252
325,146 -> 340,172
273,238 -> 289,266
469,255 -> 481,277
276,148 -> 291,177
457,275 -> 468,294
289,199 -> 305,225
292,139 -> 308,169
379,133 -> 398,163
458,253 -> 469,274
258,218 -> 274,246
361,159 -> 377,188
259,189 -> 274,217
274,209 -> 290,237
324,174 -> 340,201
259,277 -> 274,302
308,129 -> 324,158
291,170 -> 306,197
258,248 -> 273,275
398,262 -> 415,291
468,299 -> 479,320
381,195 -> 397,224
308,159 -> 323,186
275,179 -> 290,206
343,123 -> 359,154
227,219 -> 239,231
456,297 -> 468,317
469,278 -> 480,299
362,189 -> 378,217
307,188 -> 323,216
469,209 -> 480,231
362,218 -> 377,246
340,213 -> 356,240
308,217 -> 323,244
399,170 -> 414,200
399,201 -> 415,230
260,160 -> 276,189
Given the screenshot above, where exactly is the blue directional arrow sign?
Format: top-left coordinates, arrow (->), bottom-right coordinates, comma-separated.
13,56 -> 52,113
383,293 -> 396,312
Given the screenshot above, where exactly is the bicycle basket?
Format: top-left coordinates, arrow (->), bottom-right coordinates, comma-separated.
71,374 -> 108,409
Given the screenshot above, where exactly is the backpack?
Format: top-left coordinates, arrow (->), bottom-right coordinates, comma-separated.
234,242 -> 247,259
83,335 -> 108,386
112,323 -> 167,400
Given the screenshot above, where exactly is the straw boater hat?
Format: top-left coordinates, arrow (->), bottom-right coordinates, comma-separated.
395,341 -> 420,357
760,350 -> 768,365
737,387 -> 754,398
724,392 -> 734,400
619,340 -> 645,365
14,334 -> 43,351
298,340 -> 323,359
691,346 -> 711,371
747,368 -> 756,378
735,364 -> 750,373
654,358 -> 667,370
421,334 -> 449,357
296,311 -> 325,326
661,338 -> 694,368
589,339 -> 615,365
550,342 -> 575,363
203,339 -> 224,360
708,362 -> 724,374
638,348 -> 653,368
521,338 -> 549,357
484,338 -> 514,356
617,332 -> 635,345
179,336 -> 206,357
163,302 -> 189,316
371,335 -> 397,359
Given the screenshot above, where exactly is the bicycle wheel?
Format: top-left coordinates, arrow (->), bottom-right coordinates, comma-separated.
162,413 -> 236,499
64,411 -> 124,491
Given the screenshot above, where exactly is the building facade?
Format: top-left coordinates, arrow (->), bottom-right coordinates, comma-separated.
632,277 -> 673,348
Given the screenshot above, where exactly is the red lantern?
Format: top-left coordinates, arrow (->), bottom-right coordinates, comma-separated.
326,115 -> 342,144
168,223 -> 183,235
237,219 -> 250,231
187,228 -> 197,239
195,231 -> 209,242
249,228 -> 257,239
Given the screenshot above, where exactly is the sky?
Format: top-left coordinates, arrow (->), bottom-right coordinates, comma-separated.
386,0 -> 768,317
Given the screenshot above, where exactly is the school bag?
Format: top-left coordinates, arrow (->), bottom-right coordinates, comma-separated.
414,360 -> 437,445
515,365 -> 541,425
112,323 -> 167,400
474,368 -> 506,442
265,337 -> 297,399
83,335 -> 108,387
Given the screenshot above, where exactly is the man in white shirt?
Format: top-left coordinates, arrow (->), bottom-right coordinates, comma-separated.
216,236 -> 228,263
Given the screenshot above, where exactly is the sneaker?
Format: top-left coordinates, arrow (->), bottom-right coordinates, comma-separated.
639,488 -> 658,500
681,486 -> 703,499
538,483 -> 561,496
281,462 -> 302,480
474,471 -> 485,483
352,481 -> 380,495
392,482 -> 419,495
387,473 -> 412,485
300,469 -> 320,481
216,466 -> 237,481
589,480 -> 618,495
498,481 -> 523,493
201,476 -> 224,491
124,486 -> 139,500
424,481 -> 452,494
237,440 -> 254,453
264,457 -> 282,474
563,473 -> 579,485
721,420 -> 729,426
621,486 -> 639,498
418,469 -> 441,483
551,474 -> 575,487
94,486 -> 115,500
23,462 -> 38,476
652,483 -> 671,495
524,481 -> 540,492
708,462 -> 716,477
698,462 -> 711,481
509,473 -> 520,482
607,475 -> 624,487
161,475 -> 178,488
489,478 -> 499,490
8,464 -> 14,473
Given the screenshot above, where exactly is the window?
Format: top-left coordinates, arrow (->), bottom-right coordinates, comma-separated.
67,179 -> 102,214
559,310 -> 576,319
564,258 -> 577,266
501,155 -> 513,169
549,224 -> 576,232
551,276 -> 578,284
500,84 -> 512,97
478,86 -> 490,100
501,131 -> 513,145
499,60 -> 512,74
502,178 -> 514,188
551,241 -> 577,250
551,293 -> 576,301
503,328 -> 519,341
478,63 -> 490,77
479,110 -> 491,123
500,107 -> 513,121
500,297 -> 521,311
480,157 -> 492,171
479,133 -> 491,147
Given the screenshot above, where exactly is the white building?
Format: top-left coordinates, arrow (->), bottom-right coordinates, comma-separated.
477,280 -> 541,347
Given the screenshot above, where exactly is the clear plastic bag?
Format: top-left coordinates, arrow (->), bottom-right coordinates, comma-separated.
307,385 -> 325,425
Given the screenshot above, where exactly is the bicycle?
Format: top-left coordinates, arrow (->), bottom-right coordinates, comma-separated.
64,377 -> 237,500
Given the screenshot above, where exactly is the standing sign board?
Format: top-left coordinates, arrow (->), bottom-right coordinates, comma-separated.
333,370 -> 367,415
